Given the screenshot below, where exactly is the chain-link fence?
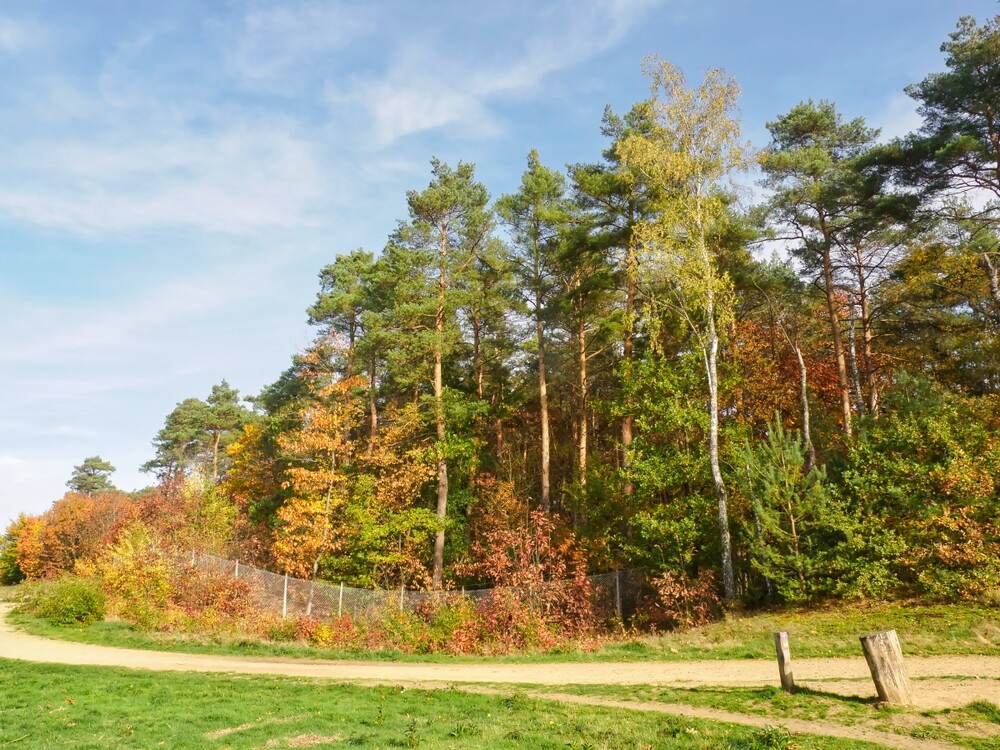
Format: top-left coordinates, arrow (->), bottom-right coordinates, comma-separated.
186,551 -> 647,623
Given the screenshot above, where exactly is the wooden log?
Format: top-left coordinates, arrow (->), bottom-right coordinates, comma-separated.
774,631 -> 795,693
859,629 -> 913,705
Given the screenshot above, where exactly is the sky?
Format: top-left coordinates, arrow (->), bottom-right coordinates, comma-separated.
1,0 -> 997,528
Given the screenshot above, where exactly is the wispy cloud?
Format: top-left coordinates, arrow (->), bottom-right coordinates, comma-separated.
0,15 -> 44,55
1,251 -> 300,369
0,10 -> 327,236
333,0 -> 665,146
228,0 -> 376,91
0,125 -> 324,234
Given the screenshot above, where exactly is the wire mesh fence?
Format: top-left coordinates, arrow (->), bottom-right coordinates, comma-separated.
186,550 -> 647,623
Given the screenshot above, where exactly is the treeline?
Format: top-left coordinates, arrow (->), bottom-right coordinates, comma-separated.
5,15 -> 1000,611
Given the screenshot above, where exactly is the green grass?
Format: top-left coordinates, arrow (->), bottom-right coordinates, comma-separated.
8,597 -> 999,664
0,658 -> 877,749
518,683 -> 1000,750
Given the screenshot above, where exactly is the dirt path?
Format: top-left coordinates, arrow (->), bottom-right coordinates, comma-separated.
3,604 -> 997,749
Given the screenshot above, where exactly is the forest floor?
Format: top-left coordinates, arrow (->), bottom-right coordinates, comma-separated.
3,603 -> 999,749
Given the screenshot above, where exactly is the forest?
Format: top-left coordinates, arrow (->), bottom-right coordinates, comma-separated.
3,14 -> 999,648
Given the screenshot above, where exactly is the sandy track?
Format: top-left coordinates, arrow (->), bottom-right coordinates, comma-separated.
2,604 -> 998,748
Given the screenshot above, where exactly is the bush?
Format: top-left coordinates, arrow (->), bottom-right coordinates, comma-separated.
93,522 -> 173,629
27,576 -> 105,626
643,570 -> 721,631
838,377 -> 1000,601
170,565 -> 255,619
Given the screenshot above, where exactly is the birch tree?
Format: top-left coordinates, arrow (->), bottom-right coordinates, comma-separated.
617,56 -> 752,600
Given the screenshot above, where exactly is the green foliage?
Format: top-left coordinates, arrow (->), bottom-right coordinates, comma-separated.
838,376 -> 1000,600
0,516 -> 26,584
738,725 -> 798,750
66,455 -> 116,496
25,576 -> 106,626
903,14 -> 1000,202
733,417 -> 849,602
143,382 -> 254,481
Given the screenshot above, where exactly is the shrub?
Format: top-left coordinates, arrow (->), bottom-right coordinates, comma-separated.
27,576 -> 105,626
310,614 -> 365,649
733,417 -> 850,603
170,565 -> 255,619
643,570 -> 721,630
94,522 -> 173,629
838,377 -> 1000,601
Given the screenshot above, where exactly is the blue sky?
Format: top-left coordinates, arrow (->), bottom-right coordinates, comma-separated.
1,0 -> 996,527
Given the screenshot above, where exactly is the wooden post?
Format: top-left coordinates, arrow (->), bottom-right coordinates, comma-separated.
338,582 -> 344,618
774,631 -> 794,693
282,573 -> 288,619
860,629 -> 913,705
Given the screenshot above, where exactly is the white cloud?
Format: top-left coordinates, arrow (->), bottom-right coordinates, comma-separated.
364,77 -> 500,146
229,0 -> 376,91
1,252 -> 298,369
334,0 -> 665,146
0,124 -> 324,235
0,16 -> 41,55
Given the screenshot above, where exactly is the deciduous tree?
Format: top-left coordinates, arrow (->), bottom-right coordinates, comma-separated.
618,56 -> 753,599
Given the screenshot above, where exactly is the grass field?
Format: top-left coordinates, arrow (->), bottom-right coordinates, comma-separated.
0,659 -> 879,750
7,595 -> 999,663
520,683 -> 1000,750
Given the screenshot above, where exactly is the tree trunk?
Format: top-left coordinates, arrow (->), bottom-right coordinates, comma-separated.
819,232 -> 853,437
345,318 -> 356,380
432,233 -> 449,591
307,475 -> 335,616
847,305 -> 866,418
981,251 -> 1000,322
576,315 -> 588,487
698,202 -> 735,601
472,309 -> 484,400
706,312 -> 735,600
621,238 -> 637,497
367,356 -> 378,459
860,630 -> 914,705
537,309 -> 552,511
212,432 -> 221,484
854,245 -> 879,416
793,343 -> 816,473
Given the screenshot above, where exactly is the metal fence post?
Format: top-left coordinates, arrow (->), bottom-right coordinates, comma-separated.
615,569 -> 622,620
191,549 -> 196,566
282,573 -> 288,619
235,560 -> 239,578
338,582 -> 344,618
